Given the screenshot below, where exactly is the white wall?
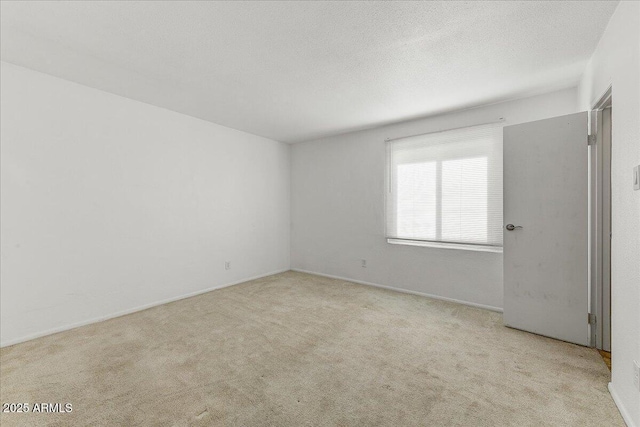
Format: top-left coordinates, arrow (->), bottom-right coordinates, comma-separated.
291,88 -> 579,311
579,2 -> 640,425
0,62 -> 291,347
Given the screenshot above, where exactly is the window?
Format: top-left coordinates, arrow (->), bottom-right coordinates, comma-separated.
386,122 -> 503,251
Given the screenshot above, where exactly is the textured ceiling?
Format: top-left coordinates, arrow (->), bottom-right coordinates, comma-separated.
0,1 -> 618,143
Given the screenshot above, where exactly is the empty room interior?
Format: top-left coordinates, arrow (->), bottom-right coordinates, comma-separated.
1,1 -> 639,426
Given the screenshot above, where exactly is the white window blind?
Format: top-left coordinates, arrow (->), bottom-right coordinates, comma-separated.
386,122 -> 503,249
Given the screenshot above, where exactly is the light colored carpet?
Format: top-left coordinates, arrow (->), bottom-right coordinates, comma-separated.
0,271 -> 623,426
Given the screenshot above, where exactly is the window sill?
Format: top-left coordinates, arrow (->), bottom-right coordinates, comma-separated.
386,239 -> 503,253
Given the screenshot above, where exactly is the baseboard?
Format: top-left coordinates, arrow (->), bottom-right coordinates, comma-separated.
291,268 -> 503,313
0,268 -> 290,348
609,382 -> 638,427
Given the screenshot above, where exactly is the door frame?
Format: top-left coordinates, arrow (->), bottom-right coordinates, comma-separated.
589,86 -> 612,350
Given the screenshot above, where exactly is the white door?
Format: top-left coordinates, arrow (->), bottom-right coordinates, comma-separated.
503,112 -> 589,346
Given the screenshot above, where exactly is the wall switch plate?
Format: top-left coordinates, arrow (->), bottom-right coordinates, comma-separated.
634,360 -> 640,392
361,259 -> 367,268
225,261 -> 231,270
634,165 -> 640,191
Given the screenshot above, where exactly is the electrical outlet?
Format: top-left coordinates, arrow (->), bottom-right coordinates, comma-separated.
361,259 -> 367,268
634,360 -> 640,392
224,261 -> 231,270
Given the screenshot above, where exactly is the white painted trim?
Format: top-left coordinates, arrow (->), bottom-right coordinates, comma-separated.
291,268 -> 503,313
0,269 -> 290,348
608,382 -> 638,427
387,238 -> 503,253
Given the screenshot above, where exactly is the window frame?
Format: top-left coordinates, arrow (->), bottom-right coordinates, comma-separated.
384,122 -> 504,253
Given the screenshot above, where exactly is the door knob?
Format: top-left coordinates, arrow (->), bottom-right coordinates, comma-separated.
506,224 -> 523,231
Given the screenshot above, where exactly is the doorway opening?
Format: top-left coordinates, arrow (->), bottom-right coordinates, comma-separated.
589,87 -> 612,371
